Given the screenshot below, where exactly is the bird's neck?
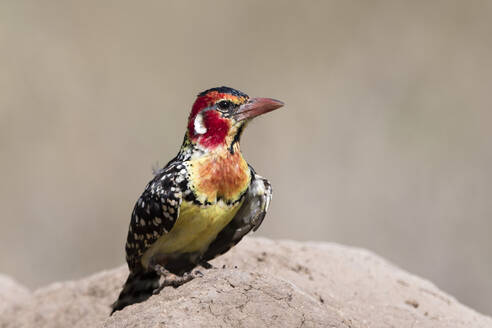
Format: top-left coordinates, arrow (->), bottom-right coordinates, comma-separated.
178,129 -> 244,161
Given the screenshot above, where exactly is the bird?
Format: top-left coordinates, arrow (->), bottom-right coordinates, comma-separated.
111,86 -> 284,314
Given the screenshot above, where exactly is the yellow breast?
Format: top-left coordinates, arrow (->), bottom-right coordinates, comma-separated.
141,199 -> 243,269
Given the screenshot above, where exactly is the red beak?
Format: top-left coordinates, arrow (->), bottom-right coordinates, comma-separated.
234,97 -> 284,121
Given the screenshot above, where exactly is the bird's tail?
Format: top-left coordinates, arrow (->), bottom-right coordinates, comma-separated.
111,269 -> 160,315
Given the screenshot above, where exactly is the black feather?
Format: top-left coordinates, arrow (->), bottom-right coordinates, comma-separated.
198,86 -> 248,98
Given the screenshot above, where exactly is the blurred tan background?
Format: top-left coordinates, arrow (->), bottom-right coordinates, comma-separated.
1,0 -> 491,315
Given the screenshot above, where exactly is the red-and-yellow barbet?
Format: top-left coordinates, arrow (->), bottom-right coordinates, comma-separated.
111,86 -> 284,313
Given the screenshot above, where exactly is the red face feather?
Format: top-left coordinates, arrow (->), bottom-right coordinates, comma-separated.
187,91 -> 238,150
188,93 -> 212,135
198,110 -> 230,148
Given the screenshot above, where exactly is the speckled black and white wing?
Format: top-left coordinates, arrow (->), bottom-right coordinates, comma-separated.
125,159 -> 188,272
112,159 -> 189,314
202,169 -> 272,262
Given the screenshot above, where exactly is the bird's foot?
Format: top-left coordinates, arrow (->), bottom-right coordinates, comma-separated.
152,274 -> 191,294
152,264 -> 175,294
165,270 -> 204,288
152,265 -> 204,294
168,272 -> 196,288
153,264 -> 171,277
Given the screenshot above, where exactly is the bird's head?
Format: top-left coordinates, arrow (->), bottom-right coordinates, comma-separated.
186,86 -> 284,151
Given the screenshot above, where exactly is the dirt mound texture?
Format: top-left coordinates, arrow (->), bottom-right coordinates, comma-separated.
1,238 -> 491,328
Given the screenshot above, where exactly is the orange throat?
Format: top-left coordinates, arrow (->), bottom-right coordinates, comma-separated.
189,145 -> 251,204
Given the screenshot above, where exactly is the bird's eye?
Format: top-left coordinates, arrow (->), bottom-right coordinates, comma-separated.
216,100 -> 232,111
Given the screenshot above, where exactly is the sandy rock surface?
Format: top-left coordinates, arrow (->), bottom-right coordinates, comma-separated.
1,237 -> 491,328
0,274 -> 31,316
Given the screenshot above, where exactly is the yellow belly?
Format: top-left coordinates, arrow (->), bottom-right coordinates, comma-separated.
141,199 -> 243,269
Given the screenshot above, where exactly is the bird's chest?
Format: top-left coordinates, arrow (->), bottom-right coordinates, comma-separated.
188,150 -> 251,204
